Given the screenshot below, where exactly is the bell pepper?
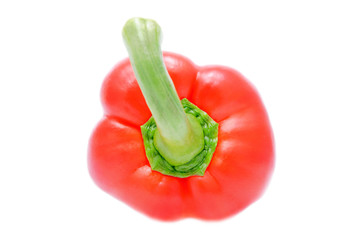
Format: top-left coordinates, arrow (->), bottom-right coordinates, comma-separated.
88,17 -> 274,220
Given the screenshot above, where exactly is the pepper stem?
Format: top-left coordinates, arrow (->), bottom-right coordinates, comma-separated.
122,18 -> 204,166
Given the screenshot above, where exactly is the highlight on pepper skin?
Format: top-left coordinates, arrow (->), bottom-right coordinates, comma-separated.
88,17 -> 275,221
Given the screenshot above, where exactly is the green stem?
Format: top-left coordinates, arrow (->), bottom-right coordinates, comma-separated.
122,18 -> 204,166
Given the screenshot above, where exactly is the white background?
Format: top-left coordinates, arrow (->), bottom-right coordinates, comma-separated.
1,0 -> 358,239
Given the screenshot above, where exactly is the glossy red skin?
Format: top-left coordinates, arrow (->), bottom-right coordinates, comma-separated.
88,52 -> 275,220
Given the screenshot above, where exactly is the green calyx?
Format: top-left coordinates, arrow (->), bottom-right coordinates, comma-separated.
141,99 -> 219,178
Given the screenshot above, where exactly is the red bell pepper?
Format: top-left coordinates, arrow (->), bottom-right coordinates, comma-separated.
88,18 -> 274,220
